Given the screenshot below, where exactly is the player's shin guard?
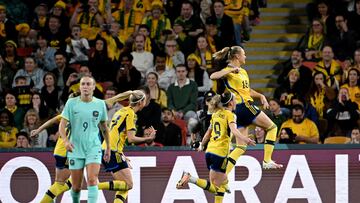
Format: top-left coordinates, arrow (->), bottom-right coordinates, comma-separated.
226,145 -> 247,174
264,124 -> 277,163
70,189 -> 81,203
214,186 -> 226,203
195,178 -> 217,194
87,185 -> 98,203
40,179 -> 72,203
114,191 -> 128,203
98,180 -> 129,191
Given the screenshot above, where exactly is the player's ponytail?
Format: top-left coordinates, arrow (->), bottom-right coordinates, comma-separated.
105,90 -> 133,106
208,94 -> 222,113
213,46 -> 244,62
213,47 -> 230,61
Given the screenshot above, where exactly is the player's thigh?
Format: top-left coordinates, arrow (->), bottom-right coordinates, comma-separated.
55,168 -> 71,183
70,169 -> 84,190
209,170 -> 227,187
112,168 -> 133,187
86,163 -> 101,185
253,111 -> 274,129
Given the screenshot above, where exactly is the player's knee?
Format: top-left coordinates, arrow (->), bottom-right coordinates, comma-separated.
87,177 -> 98,186
126,181 -> 133,190
266,124 -> 277,132
72,186 -> 81,192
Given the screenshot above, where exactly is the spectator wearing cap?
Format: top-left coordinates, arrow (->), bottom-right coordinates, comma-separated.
0,3 -> 17,46
141,1 -> 171,41
49,0 -> 70,36
32,3 -> 48,31
174,1 -> 205,38
279,104 -> 319,144
186,53 -> 212,97
3,40 -> 24,74
206,0 -> 235,49
172,19 -> 194,57
15,131 -> 31,148
0,108 -> 18,148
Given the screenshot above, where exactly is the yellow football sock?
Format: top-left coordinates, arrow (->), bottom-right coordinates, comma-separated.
114,190 -> 128,203
226,145 -> 247,174
40,179 -> 72,203
214,186 -> 226,203
195,178 -> 217,194
264,124 -> 277,162
98,180 -> 128,191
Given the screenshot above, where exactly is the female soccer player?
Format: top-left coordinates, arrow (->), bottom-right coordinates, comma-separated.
176,92 -> 255,202
59,75 -> 110,203
210,46 -> 283,169
32,91 -> 135,203
100,90 -> 156,203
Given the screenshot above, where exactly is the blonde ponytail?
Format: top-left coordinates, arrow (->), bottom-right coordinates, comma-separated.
213,47 -> 230,61
208,94 -> 222,113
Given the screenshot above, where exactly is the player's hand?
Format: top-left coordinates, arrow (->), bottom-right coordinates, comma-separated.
64,140 -> 74,152
30,129 -> 39,137
260,95 -> 269,110
197,142 -> 204,152
103,148 -> 111,163
231,67 -> 240,74
246,138 -> 256,147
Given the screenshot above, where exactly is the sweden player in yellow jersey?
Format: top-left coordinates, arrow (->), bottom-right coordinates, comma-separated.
210,46 -> 283,169
31,91 -> 141,203
176,92 -> 255,203
100,90 -> 156,203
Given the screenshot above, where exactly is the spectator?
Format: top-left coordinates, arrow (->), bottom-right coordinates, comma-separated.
136,86 -> 162,138
98,22 -> 124,61
172,19 -> 194,57
277,49 -> 312,90
89,37 -> 114,84
0,108 -> 18,148
326,87 -> 359,138
70,0 -> 104,42
49,0 -> 70,36
137,127 -> 164,147
12,76 -> 32,109
328,14 -> 358,61
343,49 -> 360,81
341,68 -> 360,109
347,0 -> 360,38
313,46 -> 342,85
291,95 -> 319,127
3,40 -> 23,73
206,0 -> 235,49
41,72 -> 60,113
12,57 -> 46,92
145,72 -> 167,108
137,24 -> 161,54
164,37 -> 185,70
114,52 -> 141,92
274,69 -> 303,108
66,25 -> 90,65
22,109 -> 48,148
34,33 -> 57,71
5,92 -> 26,130
175,1 -> 204,38
30,92 -> 50,122
141,1 -> 171,41
279,104 -> 319,144
297,19 -> 326,61
42,15 -> 66,51
203,17 -> 223,52
104,86 -> 123,121
156,108 -> 182,146
186,53 -> 212,97
150,52 -> 175,90
51,51 -> 76,92
131,33 -> 154,78
0,54 -> 14,93
0,4 -> 17,46
167,64 -> 198,134
31,3 -> 48,31
267,98 -> 289,133
193,35 -> 213,70
15,131 -> 31,148
254,126 -> 266,144
315,1 -> 336,36
348,127 -> 360,144
307,71 -> 336,118
278,128 -> 297,144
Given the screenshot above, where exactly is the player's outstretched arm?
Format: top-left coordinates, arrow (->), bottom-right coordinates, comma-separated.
30,115 -> 62,137
210,68 -> 235,80
105,90 -> 133,106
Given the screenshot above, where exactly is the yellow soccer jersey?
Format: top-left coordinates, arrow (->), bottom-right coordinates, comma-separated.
206,109 -> 236,157
54,116 -> 70,157
341,84 -> 360,109
102,106 -> 137,152
223,66 -> 253,103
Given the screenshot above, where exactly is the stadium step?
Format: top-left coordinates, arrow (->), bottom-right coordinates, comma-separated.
246,0 -> 311,98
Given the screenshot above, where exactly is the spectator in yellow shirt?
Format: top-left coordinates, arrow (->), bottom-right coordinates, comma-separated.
0,108 -> 18,148
279,104 -> 319,144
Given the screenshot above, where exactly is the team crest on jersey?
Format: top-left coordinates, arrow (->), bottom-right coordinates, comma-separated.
93,111 -> 99,117
70,159 -> 75,165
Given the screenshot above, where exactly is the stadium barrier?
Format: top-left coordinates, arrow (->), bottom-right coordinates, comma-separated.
0,145 -> 359,203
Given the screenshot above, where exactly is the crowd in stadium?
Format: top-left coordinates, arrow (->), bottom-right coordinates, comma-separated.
0,0 -> 359,149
